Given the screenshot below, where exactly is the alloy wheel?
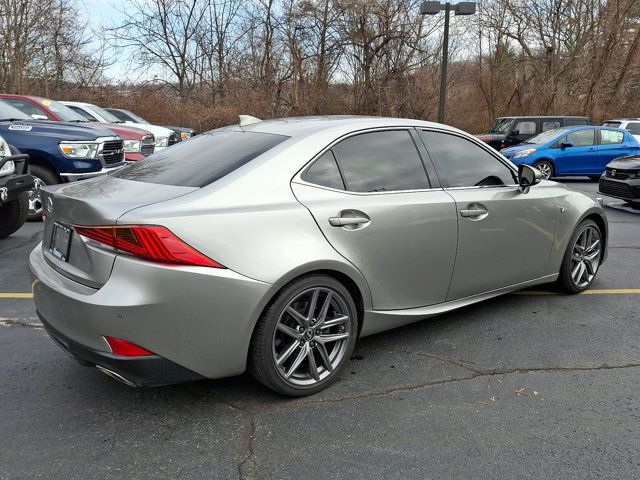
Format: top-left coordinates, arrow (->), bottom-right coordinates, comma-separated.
570,225 -> 601,289
28,177 -> 45,217
272,287 -> 352,386
535,162 -> 553,180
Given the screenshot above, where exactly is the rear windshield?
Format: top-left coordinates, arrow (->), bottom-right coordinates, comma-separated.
112,129 -> 289,187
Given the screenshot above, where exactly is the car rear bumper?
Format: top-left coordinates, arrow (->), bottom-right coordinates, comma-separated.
29,244 -> 276,383
40,315 -> 206,386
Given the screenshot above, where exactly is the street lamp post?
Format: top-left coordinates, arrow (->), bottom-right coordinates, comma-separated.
420,1 -> 476,124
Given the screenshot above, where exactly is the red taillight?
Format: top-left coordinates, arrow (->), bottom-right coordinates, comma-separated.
104,336 -> 154,357
74,225 -> 224,268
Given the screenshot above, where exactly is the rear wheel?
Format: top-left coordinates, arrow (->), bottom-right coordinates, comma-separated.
556,219 -> 602,293
533,160 -> 554,180
27,165 -> 58,221
0,192 -> 28,239
249,274 -> 358,396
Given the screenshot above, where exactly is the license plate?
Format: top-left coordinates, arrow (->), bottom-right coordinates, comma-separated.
49,222 -> 72,262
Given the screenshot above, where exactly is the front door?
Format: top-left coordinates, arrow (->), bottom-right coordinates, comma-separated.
555,129 -> 596,175
292,129 -> 458,310
418,129 -> 556,300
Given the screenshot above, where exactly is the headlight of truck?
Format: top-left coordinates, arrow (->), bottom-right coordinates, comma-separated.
513,148 -> 537,159
0,160 -> 15,177
123,140 -> 141,152
155,137 -> 168,148
59,142 -> 99,158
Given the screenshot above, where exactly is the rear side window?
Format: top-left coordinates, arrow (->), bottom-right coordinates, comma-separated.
302,150 -> 345,190
600,130 -> 624,145
331,130 -> 429,192
113,130 -> 288,187
626,123 -> 640,135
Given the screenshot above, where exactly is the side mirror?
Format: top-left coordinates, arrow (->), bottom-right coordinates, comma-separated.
30,114 -> 48,120
560,141 -> 574,149
518,164 -> 542,193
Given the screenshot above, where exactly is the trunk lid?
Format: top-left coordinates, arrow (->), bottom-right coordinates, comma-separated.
40,175 -> 198,288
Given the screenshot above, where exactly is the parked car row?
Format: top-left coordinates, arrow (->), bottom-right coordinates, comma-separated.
0,94 -> 195,221
477,115 -> 640,205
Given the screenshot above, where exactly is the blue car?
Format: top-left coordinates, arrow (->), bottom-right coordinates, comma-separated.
500,126 -> 640,180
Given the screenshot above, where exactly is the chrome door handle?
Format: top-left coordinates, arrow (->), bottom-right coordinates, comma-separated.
460,208 -> 488,217
329,216 -> 370,227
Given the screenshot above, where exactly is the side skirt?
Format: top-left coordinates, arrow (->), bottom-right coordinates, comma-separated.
360,274 -> 558,337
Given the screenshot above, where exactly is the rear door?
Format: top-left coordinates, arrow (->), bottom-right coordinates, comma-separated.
292,129 -> 458,310
555,129 -> 597,175
418,129 -> 556,300
596,129 -> 632,172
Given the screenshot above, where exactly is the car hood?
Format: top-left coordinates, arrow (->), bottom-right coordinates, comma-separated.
0,119 -> 114,140
606,155 -> 640,170
123,122 -> 174,139
500,143 -> 537,158
101,123 -> 153,140
476,133 -> 505,142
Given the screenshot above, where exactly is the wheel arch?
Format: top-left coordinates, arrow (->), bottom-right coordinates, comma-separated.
28,155 -> 61,182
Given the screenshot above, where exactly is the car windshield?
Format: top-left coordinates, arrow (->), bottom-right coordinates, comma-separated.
38,98 -> 88,122
88,105 -> 123,123
489,118 -> 514,134
123,110 -> 150,124
0,101 -> 31,121
523,127 -> 574,145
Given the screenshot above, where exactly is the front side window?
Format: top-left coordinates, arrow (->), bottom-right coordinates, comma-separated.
514,121 -> 536,135
302,150 -> 345,190
113,129 -> 288,187
331,130 -> 429,192
420,130 -> 516,188
565,129 -> 595,147
600,129 -> 624,145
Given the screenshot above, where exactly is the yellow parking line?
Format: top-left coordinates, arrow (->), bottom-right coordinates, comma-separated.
0,293 -> 33,298
514,289 -> 640,296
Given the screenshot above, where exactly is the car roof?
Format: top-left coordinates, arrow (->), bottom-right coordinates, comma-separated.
498,115 -> 589,119
243,115 -> 458,139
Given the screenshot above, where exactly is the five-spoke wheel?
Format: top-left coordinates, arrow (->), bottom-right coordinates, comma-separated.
557,219 -> 602,293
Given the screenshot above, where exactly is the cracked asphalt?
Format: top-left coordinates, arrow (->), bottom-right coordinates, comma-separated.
1,180 -> 639,480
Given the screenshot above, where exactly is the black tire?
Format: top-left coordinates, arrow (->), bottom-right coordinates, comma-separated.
27,165 -> 59,221
533,160 -> 554,180
556,219 -> 602,294
0,192 -> 28,239
249,274 -> 358,396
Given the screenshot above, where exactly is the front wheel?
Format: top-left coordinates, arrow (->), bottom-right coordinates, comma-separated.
556,219 -> 602,293
533,160 -> 554,180
0,192 -> 28,239
249,274 -> 358,396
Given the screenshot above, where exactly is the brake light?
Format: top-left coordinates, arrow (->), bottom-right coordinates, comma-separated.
74,225 -> 224,268
104,336 -> 153,357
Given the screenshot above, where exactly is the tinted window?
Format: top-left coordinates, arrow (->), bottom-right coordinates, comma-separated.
626,123 -> 640,135
302,150 -> 345,190
105,109 -> 132,122
68,106 -> 98,121
113,129 -> 288,187
565,118 -> 589,126
600,130 -> 624,145
4,99 -> 49,119
331,130 -> 429,192
514,121 -> 536,135
420,131 -> 516,188
542,121 -> 561,131
566,129 -> 594,147
603,121 -> 622,129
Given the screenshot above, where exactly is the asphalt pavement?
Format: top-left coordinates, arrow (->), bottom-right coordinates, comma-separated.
1,179 -> 639,480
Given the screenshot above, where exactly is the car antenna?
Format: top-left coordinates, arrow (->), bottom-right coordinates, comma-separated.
239,115 -> 262,130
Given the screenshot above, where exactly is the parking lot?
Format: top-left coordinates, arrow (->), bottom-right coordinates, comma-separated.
1,179 -> 638,479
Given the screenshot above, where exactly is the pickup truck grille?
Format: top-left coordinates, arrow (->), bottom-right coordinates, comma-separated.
141,136 -> 155,156
100,140 -> 125,165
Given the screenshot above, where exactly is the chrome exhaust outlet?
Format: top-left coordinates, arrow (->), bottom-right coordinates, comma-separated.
96,365 -> 138,387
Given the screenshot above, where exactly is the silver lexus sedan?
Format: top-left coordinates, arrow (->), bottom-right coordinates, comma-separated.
30,116 -> 607,396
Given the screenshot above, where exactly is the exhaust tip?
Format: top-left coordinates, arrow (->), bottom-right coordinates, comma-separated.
96,365 -> 138,387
